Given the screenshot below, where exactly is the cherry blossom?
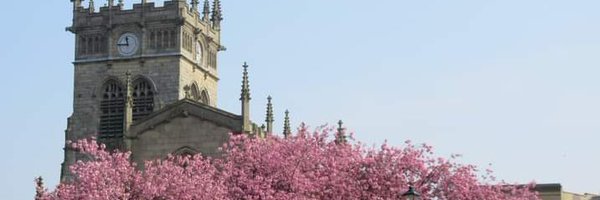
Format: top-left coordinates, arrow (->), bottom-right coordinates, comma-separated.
36,126 -> 538,200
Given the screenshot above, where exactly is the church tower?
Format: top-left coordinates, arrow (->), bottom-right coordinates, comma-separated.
62,0 -> 231,180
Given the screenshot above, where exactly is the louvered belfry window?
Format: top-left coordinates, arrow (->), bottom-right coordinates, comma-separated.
99,80 -> 125,139
132,79 -> 154,122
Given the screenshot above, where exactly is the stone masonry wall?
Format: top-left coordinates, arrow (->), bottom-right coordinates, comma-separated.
131,116 -> 232,168
63,0 -> 224,180
70,57 -> 181,141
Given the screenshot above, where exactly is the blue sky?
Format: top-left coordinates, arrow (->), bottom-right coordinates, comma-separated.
1,0 -> 599,199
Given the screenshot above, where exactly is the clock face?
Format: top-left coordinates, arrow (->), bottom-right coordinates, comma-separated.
117,33 -> 139,56
195,41 -> 203,65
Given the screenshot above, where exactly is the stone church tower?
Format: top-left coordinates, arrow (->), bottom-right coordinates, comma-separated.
62,0 -> 268,180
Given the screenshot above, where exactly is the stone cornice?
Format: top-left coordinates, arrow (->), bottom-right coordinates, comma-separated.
73,53 -> 219,81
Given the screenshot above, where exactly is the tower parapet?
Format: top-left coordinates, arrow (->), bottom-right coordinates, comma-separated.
68,0 -> 224,79
70,1 -> 220,34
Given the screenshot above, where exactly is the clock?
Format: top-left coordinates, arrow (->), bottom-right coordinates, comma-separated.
195,41 -> 203,65
117,33 -> 139,56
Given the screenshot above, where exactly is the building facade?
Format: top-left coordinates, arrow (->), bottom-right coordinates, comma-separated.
62,0 -> 268,180
536,184 -> 599,200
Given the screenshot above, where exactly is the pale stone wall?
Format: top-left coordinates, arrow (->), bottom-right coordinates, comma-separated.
179,57 -> 219,107
562,192 -> 599,200
539,191 -> 562,200
131,116 -> 232,167
536,184 -> 599,200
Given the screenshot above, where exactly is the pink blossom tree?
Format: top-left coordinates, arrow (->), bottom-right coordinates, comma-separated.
36,125 -> 539,200
36,138 -> 226,200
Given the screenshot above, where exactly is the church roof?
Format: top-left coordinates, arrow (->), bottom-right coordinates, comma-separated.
130,99 -> 243,136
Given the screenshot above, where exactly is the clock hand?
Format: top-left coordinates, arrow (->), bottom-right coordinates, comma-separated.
125,37 -> 129,46
117,40 -> 128,46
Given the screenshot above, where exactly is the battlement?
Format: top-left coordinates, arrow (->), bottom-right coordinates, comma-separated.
68,0 -> 224,78
70,0 -> 221,34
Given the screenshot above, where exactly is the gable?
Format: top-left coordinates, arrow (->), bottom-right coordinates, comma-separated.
131,115 -> 233,165
130,99 -> 243,136
127,99 -> 244,166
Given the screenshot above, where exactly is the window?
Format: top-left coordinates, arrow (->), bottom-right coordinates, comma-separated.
132,78 -> 154,122
170,30 -> 177,48
190,84 -> 210,105
182,31 -> 194,52
157,31 -> 163,49
200,90 -> 210,105
150,31 -> 156,49
182,32 -> 186,50
78,36 -> 85,55
148,28 -> 177,51
207,51 -> 217,69
190,83 -> 200,101
94,36 -> 100,53
99,80 -> 124,139
86,37 -> 93,54
162,30 -> 168,49
78,34 -> 106,56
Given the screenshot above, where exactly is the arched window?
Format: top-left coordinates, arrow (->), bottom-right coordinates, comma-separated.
189,83 -> 210,105
132,78 -> 155,121
200,90 -> 210,105
190,84 -> 200,101
99,80 -> 124,139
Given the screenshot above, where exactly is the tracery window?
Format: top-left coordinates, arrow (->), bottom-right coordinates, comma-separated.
182,31 -> 194,52
149,31 -> 156,49
207,50 -> 217,69
200,90 -> 210,105
78,36 -> 86,55
162,30 -> 169,49
183,32 -> 188,51
99,80 -> 124,139
157,31 -> 163,49
148,28 -> 177,51
190,84 -> 200,101
87,37 -> 93,54
190,84 -> 210,105
94,36 -> 100,53
78,34 -> 106,56
132,78 -> 155,122
170,30 -> 177,48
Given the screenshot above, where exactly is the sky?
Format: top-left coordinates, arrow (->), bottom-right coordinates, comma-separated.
1,0 -> 599,199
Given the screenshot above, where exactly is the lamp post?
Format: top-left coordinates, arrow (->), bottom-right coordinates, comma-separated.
401,186 -> 421,200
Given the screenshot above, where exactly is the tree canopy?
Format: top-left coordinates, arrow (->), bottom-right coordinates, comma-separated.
36,125 -> 538,200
